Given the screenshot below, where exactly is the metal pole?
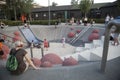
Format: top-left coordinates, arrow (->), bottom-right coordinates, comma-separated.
48,0 -> 51,25
41,47 -> 44,58
101,28 -> 110,72
30,40 -> 34,58
30,46 -> 33,58
101,19 -> 120,72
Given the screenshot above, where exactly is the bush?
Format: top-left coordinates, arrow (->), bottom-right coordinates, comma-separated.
3,20 -> 22,26
30,20 -> 57,25
0,18 -> 105,26
0,20 -> 58,26
92,18 -> 105,23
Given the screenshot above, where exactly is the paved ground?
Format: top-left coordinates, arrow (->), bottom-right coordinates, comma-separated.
0,24 -> 120,80
25,43 -> 75,59
0,57 -> 120,80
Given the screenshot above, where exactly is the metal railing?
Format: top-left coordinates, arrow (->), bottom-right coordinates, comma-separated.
70,26 -> 91,44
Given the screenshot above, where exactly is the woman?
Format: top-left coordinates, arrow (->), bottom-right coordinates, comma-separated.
9,41 -> 39,75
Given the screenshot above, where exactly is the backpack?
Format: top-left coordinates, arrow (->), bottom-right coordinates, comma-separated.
6,49 -> 20,71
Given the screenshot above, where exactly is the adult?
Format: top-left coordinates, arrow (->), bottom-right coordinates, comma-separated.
0,21 -> 5,29
84,17 -> 88,26
113,32 -> 119,46
7,41 -> 39,75
70,17 -> 75,25
105,14 -> 110,25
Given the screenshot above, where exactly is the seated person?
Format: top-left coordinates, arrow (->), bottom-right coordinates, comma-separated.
7,41 -> 40,75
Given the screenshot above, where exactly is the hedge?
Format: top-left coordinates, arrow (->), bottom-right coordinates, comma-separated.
0,18 -> 105,26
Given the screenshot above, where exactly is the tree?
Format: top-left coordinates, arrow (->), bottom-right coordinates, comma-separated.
117,0 -> 120,10
71,0 -> 79,7
20,0 -> 33,21
52,2 -> 58,6
5,0 -> 15,20
5,0 -> 33,20
71,0 -> 92,17
79,0 -> 92,17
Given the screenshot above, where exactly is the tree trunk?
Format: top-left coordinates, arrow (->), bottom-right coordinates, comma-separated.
29,13 -> 32,21
14,6 -> 17,20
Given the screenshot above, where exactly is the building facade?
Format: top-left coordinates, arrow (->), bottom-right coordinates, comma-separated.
31,1 -> 120,20
32,5 -> 82,21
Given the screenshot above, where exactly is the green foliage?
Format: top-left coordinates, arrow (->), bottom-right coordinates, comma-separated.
71,0 -> 79,7
117,0 -> 120,10
1,20 -> 22,26
93,18 -> 105,23
21,0 -> 33,14
5,0 -> 33,20
79,0 -> 92,17
52,2 -> 58,6
1,18 -> 106,26
30,20 -> 57,25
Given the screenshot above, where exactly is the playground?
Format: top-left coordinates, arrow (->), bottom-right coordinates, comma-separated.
0,23 -> 120,80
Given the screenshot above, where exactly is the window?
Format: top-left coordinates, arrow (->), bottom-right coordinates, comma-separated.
35,13 -> 38,17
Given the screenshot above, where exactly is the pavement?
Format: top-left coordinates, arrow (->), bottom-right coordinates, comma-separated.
0,57 -> 120,80
25,42 -> 75,59
0,23 -> 120,80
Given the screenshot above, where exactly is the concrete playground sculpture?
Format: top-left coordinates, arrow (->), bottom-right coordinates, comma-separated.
18,27 -> 43,47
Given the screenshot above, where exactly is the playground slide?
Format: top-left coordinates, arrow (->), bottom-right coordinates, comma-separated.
19,27 -> 43,46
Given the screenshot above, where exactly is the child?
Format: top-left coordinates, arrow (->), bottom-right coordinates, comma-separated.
43,39 -> 49,51
62,37 -> 66,47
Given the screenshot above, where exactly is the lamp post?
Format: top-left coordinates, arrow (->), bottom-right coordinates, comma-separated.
48,0 -> 51,25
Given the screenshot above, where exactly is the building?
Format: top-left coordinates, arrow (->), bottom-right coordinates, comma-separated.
32,5 -> 82,20
31,1 -> 120,20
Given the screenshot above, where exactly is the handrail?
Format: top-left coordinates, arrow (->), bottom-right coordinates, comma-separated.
0,32 -> 27,44
70,26 -> 91,44
101,18 -> 120,72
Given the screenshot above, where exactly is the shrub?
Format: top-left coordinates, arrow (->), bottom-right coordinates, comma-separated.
4,20 -> 22,26
30,20 -> 57,25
